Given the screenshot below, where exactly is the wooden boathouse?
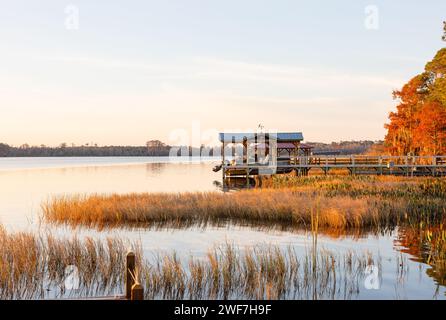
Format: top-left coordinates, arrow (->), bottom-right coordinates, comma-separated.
216,132 -> 446,180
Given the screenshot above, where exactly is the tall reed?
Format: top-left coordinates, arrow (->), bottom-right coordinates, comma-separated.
141,243 -> 381,300
3,226 -> 444,300
0,225 -> 139,299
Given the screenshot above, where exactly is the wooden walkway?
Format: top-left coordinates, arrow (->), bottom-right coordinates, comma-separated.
222,155 -> 446,178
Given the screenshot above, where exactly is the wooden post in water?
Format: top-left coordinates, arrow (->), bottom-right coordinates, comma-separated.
126,251 -> 136,299
131,283 -> 144,300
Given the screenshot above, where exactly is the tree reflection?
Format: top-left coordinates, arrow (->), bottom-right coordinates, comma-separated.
395,226 -> 446,288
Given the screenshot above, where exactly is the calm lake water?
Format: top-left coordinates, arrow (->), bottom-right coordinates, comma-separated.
0,157 -> 445,299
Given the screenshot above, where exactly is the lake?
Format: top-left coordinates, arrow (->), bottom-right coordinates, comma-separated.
0,157 -> 445,299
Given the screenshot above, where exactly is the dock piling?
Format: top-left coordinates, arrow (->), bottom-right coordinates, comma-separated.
126,251 -> 136,299
131,283 -> 144,300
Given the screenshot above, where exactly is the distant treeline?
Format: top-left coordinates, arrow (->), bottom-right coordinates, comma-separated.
307,140 -> 384,155
0,140 -> 218,157
0,144 -> 162,157
0,140 -> 382,157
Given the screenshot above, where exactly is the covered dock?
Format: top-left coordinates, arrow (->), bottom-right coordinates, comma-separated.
217,131 -> 311,179
215,132 -> 446,181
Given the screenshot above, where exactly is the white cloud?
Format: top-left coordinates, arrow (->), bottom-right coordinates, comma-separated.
32,54 -> 406,90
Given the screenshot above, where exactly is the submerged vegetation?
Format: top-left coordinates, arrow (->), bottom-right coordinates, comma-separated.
42,175 -> 446,231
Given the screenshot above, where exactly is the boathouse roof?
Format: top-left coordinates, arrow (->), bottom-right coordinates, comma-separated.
218,132 -> 304,143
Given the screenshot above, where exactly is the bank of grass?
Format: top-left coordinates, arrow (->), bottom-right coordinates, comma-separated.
260,174 -> 446,198
42,175 -> 446,231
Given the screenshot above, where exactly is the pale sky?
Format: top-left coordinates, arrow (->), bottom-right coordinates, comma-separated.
0,0 -> 445,146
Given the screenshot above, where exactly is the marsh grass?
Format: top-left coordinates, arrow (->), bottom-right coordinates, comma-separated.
261,175 -> 446,199
141,243 -> 380,300
34,175 -> 446,299
0,225 -> 140,299
0,225 -> 388,300
42,176 -> 446,231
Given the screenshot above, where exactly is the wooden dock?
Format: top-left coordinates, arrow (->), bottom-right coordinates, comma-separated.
222,155 -> 446,179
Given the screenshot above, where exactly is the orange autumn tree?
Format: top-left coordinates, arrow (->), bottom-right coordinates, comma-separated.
414,101 -> 446,155
384,76 -> 423,155
384,47 -> 446,155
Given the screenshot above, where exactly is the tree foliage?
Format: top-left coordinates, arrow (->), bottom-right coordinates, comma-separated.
384,48 -> 446,155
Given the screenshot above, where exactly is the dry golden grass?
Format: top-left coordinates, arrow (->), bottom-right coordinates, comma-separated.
42,175 -> 446,230
42,191 -> 386,229
0,225 -> 139,299
258,174 -> 446,197
0,225 -> 385,300
142,243 -> 380,300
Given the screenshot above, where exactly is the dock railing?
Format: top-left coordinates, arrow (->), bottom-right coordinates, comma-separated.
301,155 -> 446,167
221,155 -> 446,177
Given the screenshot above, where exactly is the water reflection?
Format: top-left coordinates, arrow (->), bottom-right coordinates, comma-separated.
0,158 -> 445,299
214,177 -> 257,192
0,159 -> 221,229
145,162 -> 167,175
395,227 -> 446,289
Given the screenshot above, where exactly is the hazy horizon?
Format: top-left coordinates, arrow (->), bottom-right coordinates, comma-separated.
1,0 -> 445,147
1,138 -> 384,149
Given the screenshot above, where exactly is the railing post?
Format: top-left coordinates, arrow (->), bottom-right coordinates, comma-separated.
405,156 -> 409,176
433,156 -> 437,177
352,156 -> 355,175
131,283 -> 144,300
126,251 -> 136,299
379,156 -> 383,175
